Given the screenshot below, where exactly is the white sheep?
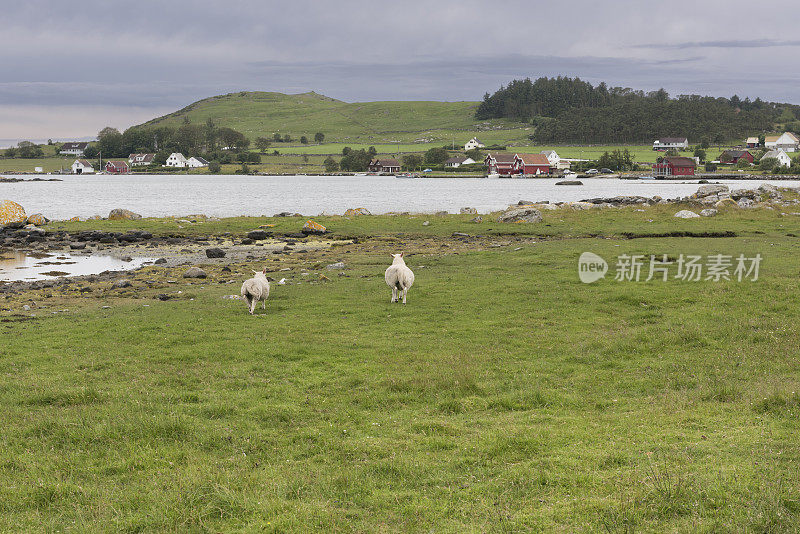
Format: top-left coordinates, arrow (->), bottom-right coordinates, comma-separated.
240,268 -> 271,314
385,252 -> 415,304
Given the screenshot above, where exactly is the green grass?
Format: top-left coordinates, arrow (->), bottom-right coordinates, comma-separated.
136,91 -> 530,146
3,208 -> 800,530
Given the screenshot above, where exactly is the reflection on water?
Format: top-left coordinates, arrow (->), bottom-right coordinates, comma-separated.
0,250 -> 153,282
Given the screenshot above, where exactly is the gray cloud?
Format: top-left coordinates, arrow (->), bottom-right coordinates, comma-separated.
635,39 -> 800,50
2,0 -> 800,140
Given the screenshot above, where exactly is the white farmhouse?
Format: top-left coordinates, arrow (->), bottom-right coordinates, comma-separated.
60,142 -> 89,156
71,159 -> 94,174
764,132 -> 799,153
653,137 -> 689,151
762,149 -> 792,168
165,153 -> 188,167
444,156 -> 476,168
464,137 -> 485,151
187,156 -> 209,168
540,150 -> 571,170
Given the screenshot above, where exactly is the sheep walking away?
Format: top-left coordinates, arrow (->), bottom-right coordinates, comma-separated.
241,268 -> 271,314
385,252 -> 415,304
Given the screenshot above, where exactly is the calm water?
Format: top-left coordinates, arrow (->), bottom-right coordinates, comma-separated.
0,250 -> 153,282
3,174 -> 800,219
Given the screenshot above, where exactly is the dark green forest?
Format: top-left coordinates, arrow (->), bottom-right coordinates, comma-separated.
476,77 -> 800,143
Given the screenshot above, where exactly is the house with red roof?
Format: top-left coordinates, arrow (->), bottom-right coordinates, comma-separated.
105,160 -> 130,174
483,153 -> 516,175
652,156 -> 696,177
513,153 -> 551,175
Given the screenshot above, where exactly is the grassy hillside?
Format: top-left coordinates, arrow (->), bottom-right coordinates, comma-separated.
136,91 -> 531,145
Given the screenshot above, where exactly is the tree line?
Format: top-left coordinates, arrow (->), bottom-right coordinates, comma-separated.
476,76 -> 799,143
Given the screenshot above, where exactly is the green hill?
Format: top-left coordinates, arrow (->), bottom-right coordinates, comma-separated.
136,91 -> 530,145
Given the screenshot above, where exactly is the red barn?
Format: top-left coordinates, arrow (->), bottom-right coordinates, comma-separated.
105,160 -> 130,174
653,156 -> 696,177
483,153 -> 516,175
513,153 -> 551,175
719,150 -> 754,164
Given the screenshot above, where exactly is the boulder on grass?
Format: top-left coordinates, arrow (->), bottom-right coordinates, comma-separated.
695,184 -> 729,198
205,248 -> 226,258
344,208 -> 371,217
108,208 -> 142,220
0,199 -> 26,226
715,198 -> 738,209
27,213 -> 48,226
497,207 -> 543,224
674,210 -> 700,218
460,207 -> 478,214
183,267 -> 207,279
302,220 -> 327,234
700,209 -> 718,217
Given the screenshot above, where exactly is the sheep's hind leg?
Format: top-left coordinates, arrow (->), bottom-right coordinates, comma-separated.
402,288 -> 407,304
391,287 -> 397,303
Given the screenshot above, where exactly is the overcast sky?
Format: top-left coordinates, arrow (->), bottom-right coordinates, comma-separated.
3,0 -> 800,143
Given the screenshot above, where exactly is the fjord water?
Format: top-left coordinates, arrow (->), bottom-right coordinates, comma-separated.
4,174 -> 800,219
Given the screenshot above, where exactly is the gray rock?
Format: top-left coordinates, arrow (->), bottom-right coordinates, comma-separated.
471,216 -> 483,223
674,210 -> 700,218
205,247 -> 226,258
422,221 -> 430,226
435,211 -> 448,216
737,198 -> 755,208
700,209 -> 718,217
696,184 -> 729,197
183,267 -> 207,279
497,207 -> 543,223
460,207 -> 478,214
69,242 -> 86,250
247,230 -> 269,240
730,188 -> 757,200
326,262 -> 346,270
108,208 -> 142,220
112,279 -> 132,288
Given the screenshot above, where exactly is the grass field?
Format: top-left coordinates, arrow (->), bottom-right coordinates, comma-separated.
2,205 -> 800,531
136,91 -> 531,146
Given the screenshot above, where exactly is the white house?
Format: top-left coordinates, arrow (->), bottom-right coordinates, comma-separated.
540,150 -> 560,166
60,142 -> 89,156
653,137 -> 689,151
165,153 -> 188,167
187,156 -> 209,168
464,137 -> 485,151
128,153 -> 155,166
764,132 -> 799,153
762,149 -> 792,168
444,156 -> 476,168
71,159 -> 94,174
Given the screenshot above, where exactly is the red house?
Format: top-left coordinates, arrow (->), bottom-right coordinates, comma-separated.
513,153 -> 551,175
105,160 -> 130,174
719,150 -> 754,164
653,156 -> 696,177
483,153 -> 516,175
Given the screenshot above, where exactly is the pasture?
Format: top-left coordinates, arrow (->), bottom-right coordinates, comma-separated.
2,207 -> 800,531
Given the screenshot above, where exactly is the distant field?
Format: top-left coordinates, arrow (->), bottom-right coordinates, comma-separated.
0,156 -> 72,173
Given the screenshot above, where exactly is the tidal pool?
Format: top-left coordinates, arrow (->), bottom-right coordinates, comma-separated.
0,250 -> 153,282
